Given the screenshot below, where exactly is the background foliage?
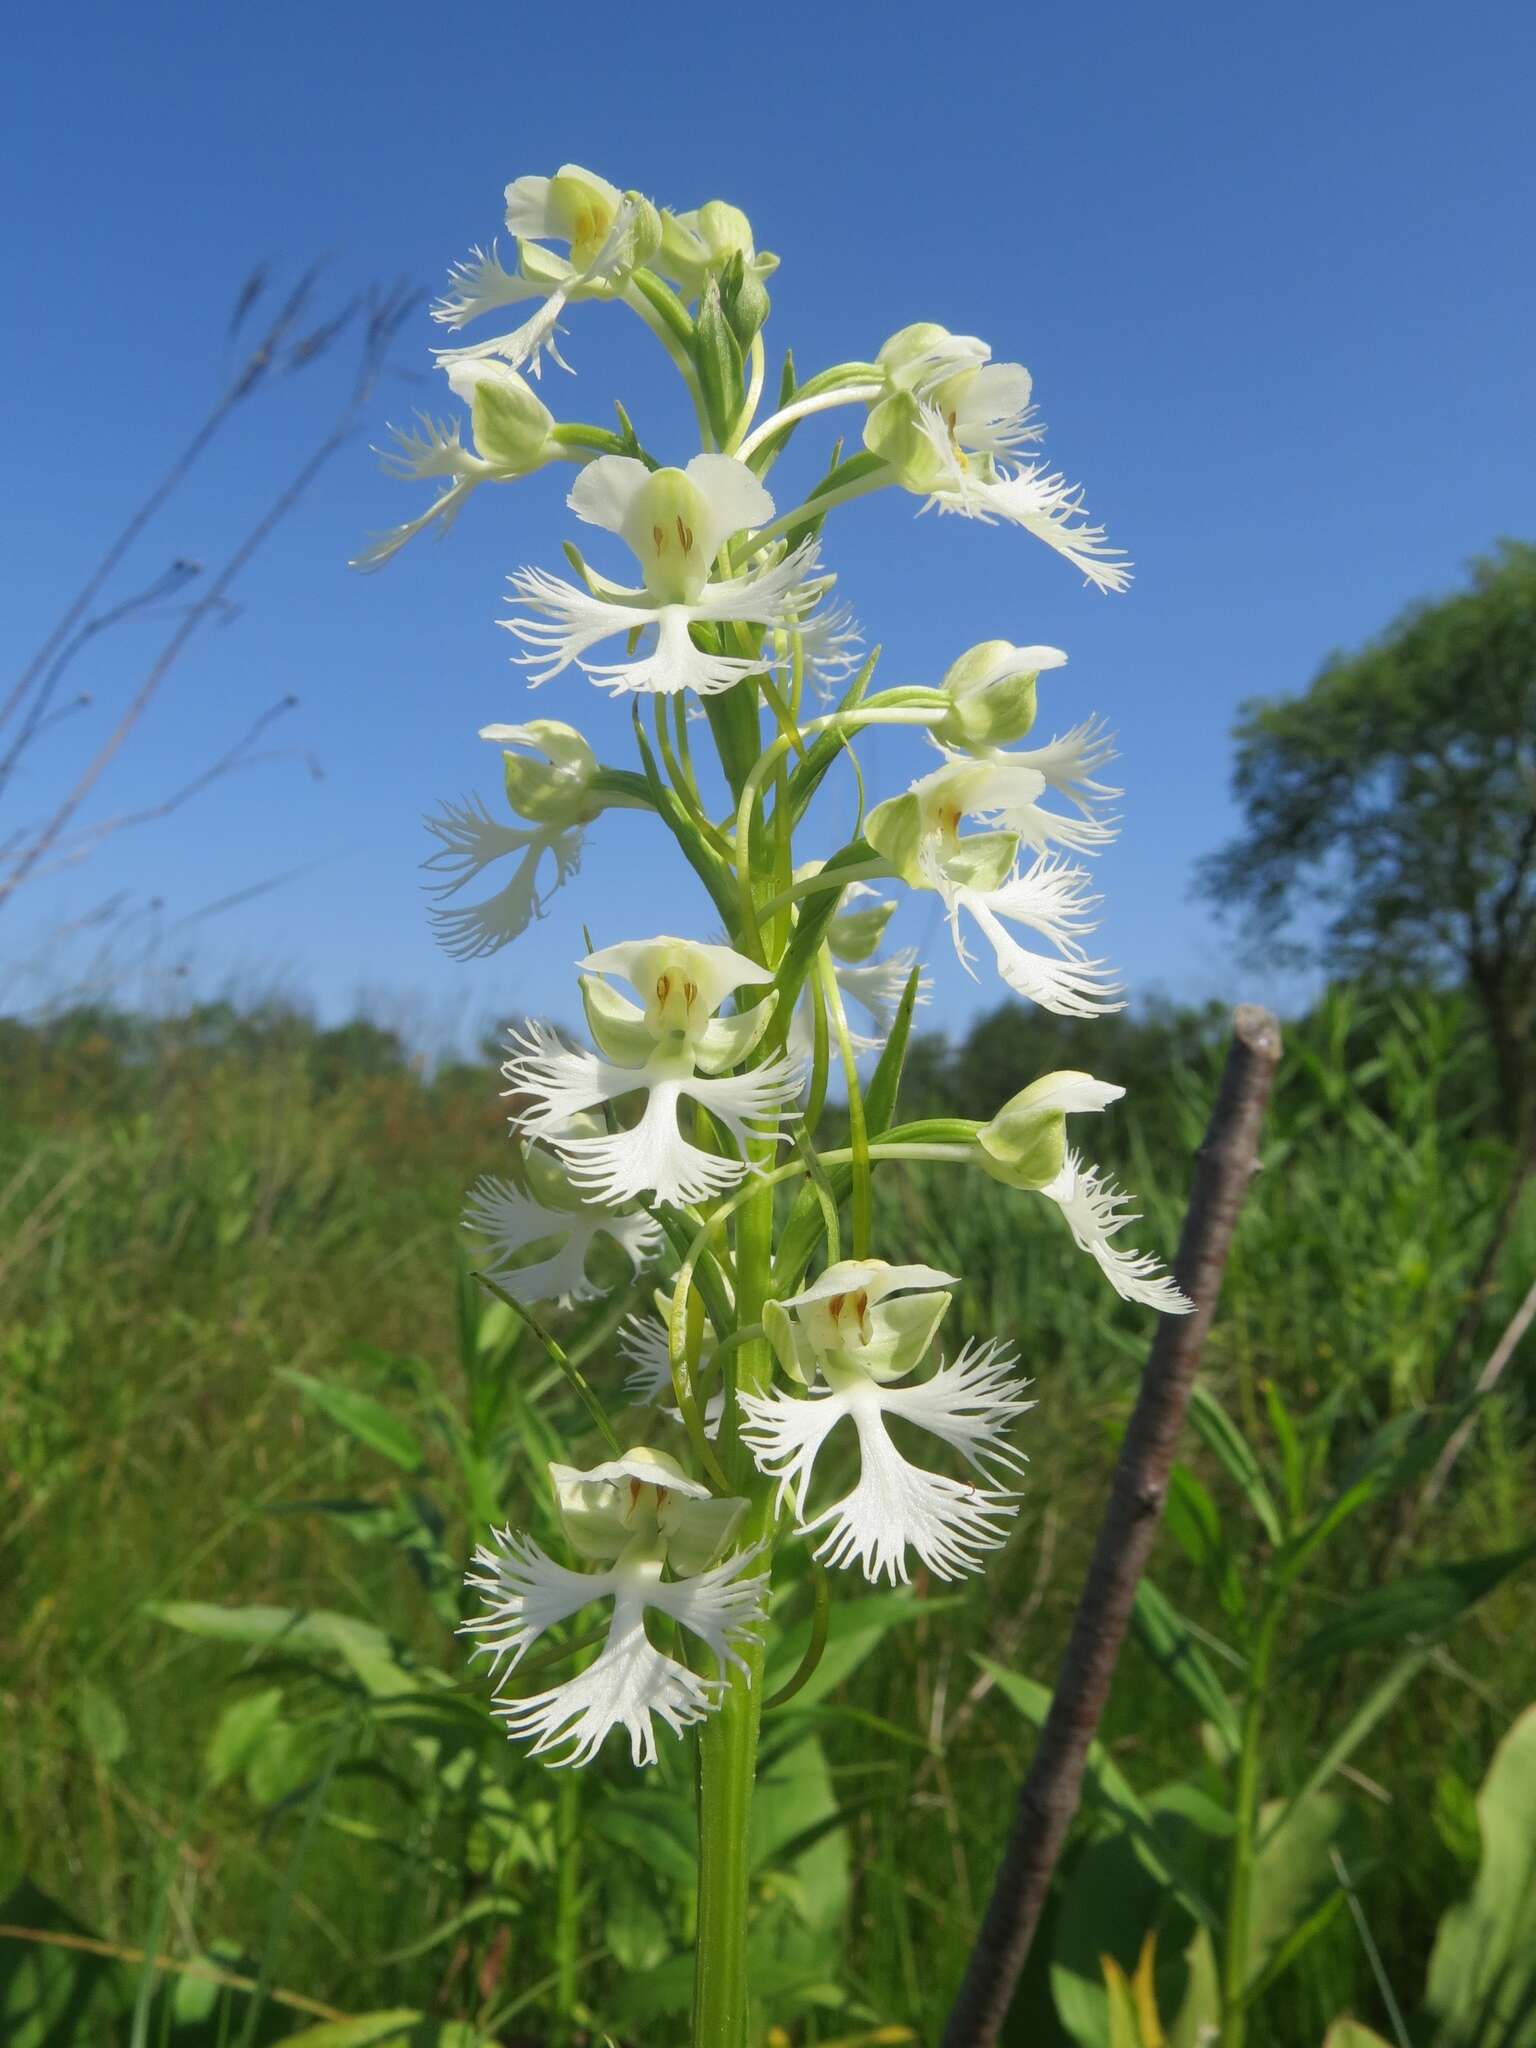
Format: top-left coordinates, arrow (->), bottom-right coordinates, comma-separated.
3,986 -> 1533,2043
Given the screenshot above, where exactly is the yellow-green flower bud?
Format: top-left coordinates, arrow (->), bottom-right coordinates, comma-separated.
977,1072 -> 1126,1190
656,200 -> 777,300
445,361 -> 554,474
934,641 -> 1068,752
484,721 -> 599,826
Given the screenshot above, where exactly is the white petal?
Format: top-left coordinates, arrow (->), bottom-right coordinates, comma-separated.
429,846 -> 545,959
435,288 -> 575,380
1023,1074 -> 1126,1117
568,455 -> 654,538
432,243 -> 543,330
349,475 -> 479,573
967,466 -> 1133,594
550,1079 -> 750,1208
683,453 -> 775,556
501,1022 -> 646,1135
421,794 -> 532,890
1011,715 -> 1124,812
583,608 -> 764,699
502,565 -> 655,686
645,1545 -> 768,1675
952,362 -> 1041,459
783,1259 -> 959,1312
739,1374 -> 1021,1586
876,1338 -> 1035,1479
581,936 -> 773,1017
620,1311 -> 673,1399
955,892 -> 1125,1017
502,175 -> 557,239
680,1058 -> 804,1154
1044,1150 -> 1193,1313
463,1172 -> 658,1308
460,1529 -> 617,1684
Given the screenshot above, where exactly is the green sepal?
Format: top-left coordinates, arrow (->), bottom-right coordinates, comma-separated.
828,897 -> 895,963
694,277 -> 746,447
693,991 -> 779,1076
863,790 -> 923,885
580,974 -> 655,1064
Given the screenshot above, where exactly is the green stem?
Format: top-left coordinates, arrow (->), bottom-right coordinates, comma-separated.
693,1620 -> 768,2048
1219,1602 -> 1283,2048
554,1772 -> 580,2042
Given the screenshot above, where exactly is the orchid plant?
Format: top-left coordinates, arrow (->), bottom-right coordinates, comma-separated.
356,163 -> 1190,2047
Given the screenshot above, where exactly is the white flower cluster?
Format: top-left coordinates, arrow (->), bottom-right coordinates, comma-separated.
354,163 -> 1190,1771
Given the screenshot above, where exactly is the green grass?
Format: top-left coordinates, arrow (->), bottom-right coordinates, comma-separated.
2,989 -> 1532,2045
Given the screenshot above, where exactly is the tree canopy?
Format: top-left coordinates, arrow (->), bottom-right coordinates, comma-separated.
1200,541 -> 1536,1130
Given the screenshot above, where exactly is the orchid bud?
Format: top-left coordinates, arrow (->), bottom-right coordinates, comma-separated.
478,721 -> 599,827
935,642 -> 1068,752
977,1072 -> 1126,1190
446,360 -> 555,473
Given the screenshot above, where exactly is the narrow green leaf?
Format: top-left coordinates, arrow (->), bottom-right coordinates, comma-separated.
1186,1384 -> 1284,1545
1131,1581 -> 1241,1755
694,278 -> 745,445
206,1686 -> 285,1787
280,1370 -> 423,1471
1288,1539 -> 1536,1670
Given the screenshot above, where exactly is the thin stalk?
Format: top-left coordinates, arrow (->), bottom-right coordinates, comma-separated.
622,283 -> 714,447
736,383 -> 883,462
1220,1602 -> 1284,2048
743,468 -> 892,557
473,1274 -> 621,1455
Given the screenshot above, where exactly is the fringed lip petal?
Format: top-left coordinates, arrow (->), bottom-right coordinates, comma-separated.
461,1528 -> 767,1768
461,1172 -> 659,1308
739,1338 -> 1034,1585
1039,1151 -> 1195,1314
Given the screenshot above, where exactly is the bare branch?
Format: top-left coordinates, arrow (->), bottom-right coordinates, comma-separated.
942,1004 -> 1283,2048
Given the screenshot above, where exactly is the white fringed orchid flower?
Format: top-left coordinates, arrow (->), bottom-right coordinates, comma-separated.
422,723 -> 614,959
432,165 -> 662,379
741,1261 -> 1034,1584
463,1139 -> 661,1308
500,937 -> 802,1207
864,324 -> 1131,593
866,769 -> 1124,1017
977,1073 -> 1194,1314
462,1448 -> 766,1767
503,454 -> 856,698
352,361 -> 556,571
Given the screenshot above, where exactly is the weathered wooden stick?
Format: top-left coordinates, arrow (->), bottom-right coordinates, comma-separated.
942,1003 -> 1283,2048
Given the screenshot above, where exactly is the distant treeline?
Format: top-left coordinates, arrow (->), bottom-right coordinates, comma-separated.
2,979 -> 1503,1155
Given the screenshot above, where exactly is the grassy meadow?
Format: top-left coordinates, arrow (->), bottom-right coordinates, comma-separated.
2,987 -> 1533,2046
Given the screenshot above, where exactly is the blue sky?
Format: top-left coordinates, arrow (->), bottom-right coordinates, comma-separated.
3,0 -> 1531,1051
